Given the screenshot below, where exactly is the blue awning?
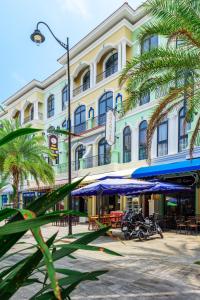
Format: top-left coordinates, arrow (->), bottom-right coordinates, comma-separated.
132,158 -> 200,178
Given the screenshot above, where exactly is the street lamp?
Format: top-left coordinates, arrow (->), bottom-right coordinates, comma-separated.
31,22 -> 73,235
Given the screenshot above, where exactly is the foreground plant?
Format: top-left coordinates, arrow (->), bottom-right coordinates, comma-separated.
120,0 -> 200,159
0,127 -> 120,299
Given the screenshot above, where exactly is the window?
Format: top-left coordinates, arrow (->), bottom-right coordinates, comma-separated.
141,35 -> 158,54
105,52 -> 118,77
157,119 -> 168,156
139,120 -> 148,160
140,92 -> 150,106
62,86 -> 68,111
98,92 -> 113,125
98,138 -> 111,166
123,126 -> 131,163
74,105 -> 86,134
47,95 -> 55,118
178,107 -> 190,152
75,145 -> 85,170
88,107 -> 94,119
82,70 -> 90,91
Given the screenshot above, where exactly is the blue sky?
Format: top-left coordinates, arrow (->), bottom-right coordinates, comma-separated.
0,0 -> 144,102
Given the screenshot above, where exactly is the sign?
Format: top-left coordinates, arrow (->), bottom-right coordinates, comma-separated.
106,110 -> 115,145
49,134 -> 59,159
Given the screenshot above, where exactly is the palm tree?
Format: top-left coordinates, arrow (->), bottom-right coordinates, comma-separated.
0,119 -> 55,207
120,0 -> 200,160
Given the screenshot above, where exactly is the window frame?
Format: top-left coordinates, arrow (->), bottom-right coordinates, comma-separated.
98,138 -> 111,166
123,126 -> 131,163
62,85 -> 68,111
178,107 -> 188,152
75,144 -> 86,170
157,119 -> 168,157
74,105 -> 86,134
47,95 -> 55,118
141,35 -> 158,54
98,92 -> 113,125
138,120 -> 148,160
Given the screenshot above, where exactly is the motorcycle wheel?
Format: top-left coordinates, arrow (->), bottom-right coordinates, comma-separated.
124,232 -> 131,240
138,231 -> 146,241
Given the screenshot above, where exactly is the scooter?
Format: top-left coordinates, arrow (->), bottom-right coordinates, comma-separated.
137,214 -> 164,241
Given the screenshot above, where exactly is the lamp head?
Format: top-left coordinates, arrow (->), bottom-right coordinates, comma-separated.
30,29 -> 45,45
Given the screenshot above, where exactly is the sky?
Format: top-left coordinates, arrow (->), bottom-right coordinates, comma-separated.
0,0 -> 144,102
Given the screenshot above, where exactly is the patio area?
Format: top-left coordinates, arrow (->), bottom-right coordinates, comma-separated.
6,224 -> 200,300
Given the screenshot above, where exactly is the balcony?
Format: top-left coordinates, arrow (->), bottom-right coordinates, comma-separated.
71,116 -> 103,136
84,154 -> 111,169
23,113 -> 43,124
73,82 -> 90,97
96,63 -> 118,83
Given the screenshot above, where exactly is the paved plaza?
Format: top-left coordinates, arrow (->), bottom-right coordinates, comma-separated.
4,225 -> 200,300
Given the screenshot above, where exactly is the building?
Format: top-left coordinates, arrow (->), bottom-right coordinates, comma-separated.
1,2 -> 200,220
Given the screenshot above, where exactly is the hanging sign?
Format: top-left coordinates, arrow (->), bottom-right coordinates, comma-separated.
49,134 -> 59,159
106,110 -> 115,145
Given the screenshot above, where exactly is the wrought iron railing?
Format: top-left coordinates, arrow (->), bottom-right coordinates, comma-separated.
84,154 -> 111,169
73,82 -> 90,97
96,63 -> 118,83
71,116 -> 103,136
23,112 -> 43,124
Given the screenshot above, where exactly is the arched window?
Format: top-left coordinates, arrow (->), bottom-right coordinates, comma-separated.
47,95 -> 55,118
98,138 -> 111,166
140,91 -> 150,106
74,105 -> 86,134
75,145 -> 86,170
141,35 -> 158,54
105,52 -> 118,77
178,107 -> 189,152
139,121 -> 147,160
62,85 -> 68,111
88,107 -> 94,119
98,92 -> 113,125
123,126 -> 131,163
82,70 -> 90,91
157,119 -> 168,157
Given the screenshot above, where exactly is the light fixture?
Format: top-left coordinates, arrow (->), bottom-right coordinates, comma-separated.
30,29 -> 45,45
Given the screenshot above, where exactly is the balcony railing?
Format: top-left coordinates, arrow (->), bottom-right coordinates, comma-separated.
23,112 -> 43,124
96,63 -> 118,83
73,82 -> 90,97
84,154 -> 111,169
71,116 -> 103,135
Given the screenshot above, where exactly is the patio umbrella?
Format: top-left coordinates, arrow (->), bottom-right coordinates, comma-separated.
71,178 -> 156,197
126,180 -> 192,196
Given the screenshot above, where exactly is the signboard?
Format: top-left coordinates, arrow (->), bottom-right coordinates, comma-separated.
49,134 -> 59,159
106,110 -> 115,146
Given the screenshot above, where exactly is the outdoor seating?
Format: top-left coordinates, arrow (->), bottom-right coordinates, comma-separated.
176,217 -> 187,234
186,217 -> 198,235
88,216 -> 99,230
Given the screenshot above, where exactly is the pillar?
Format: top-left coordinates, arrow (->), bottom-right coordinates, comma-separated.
90,63 -> 93,88
168,114 -> 178,155
195,187 -> 200,215
93,62 -> 97,86
34,101 -> 39,120
121,40 -> 127,68
20,109 -> 24,125
118,43 -> 122,71
132,127 -> 138,161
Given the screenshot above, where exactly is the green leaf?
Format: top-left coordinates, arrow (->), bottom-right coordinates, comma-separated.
0,128 -> 41,147
55,243 -> 121,256
0,208 -> 18,222
0,232 -> 58,299
0,178 -> 83,258
22,278 -> 43,286
0,210 -> 85,235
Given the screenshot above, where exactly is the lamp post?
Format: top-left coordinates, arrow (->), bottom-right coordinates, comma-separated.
30,22 -> 73,235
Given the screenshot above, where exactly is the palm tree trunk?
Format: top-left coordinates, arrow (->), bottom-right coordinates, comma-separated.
12,169 -> 20,208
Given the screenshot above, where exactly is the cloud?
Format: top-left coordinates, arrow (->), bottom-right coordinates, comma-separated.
55,0 -> 91,20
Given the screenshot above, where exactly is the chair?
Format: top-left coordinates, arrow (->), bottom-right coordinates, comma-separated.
88,216 -> 98,231
176,217 -> 187,234
187,217 -> 198,235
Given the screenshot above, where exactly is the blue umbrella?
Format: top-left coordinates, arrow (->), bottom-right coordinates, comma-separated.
72,178 -> 156,196
126,180 -> 192,196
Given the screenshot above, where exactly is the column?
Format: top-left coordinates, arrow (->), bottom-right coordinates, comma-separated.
132,127 -> 138,161
34,101 -> 39,120
90,63 -> 93,88
121,40 -> 127,68
117,42 -> 122,71
20,109 -> 24,125
70,76 -> 73,99
151,131 -> 157,159
93,62 -> 97,86
168,114 -> 178,155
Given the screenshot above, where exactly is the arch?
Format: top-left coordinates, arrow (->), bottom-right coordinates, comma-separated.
62,85 -> 68,111
103,51 -> 118,76
82,69 -> 90,91
123,126 -> 131,163
74,105 -> 86,134
98,91 -> 113,125
94,44 -> 117,63
72,62 -> 89,79
98,137 -> 111,166
139,120 -> 148,160
75,144 -> 86,170
47,94 -> 55,118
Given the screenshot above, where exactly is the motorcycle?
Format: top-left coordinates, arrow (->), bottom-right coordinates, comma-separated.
121,209 -> 145,240
137,214 -> 164,241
